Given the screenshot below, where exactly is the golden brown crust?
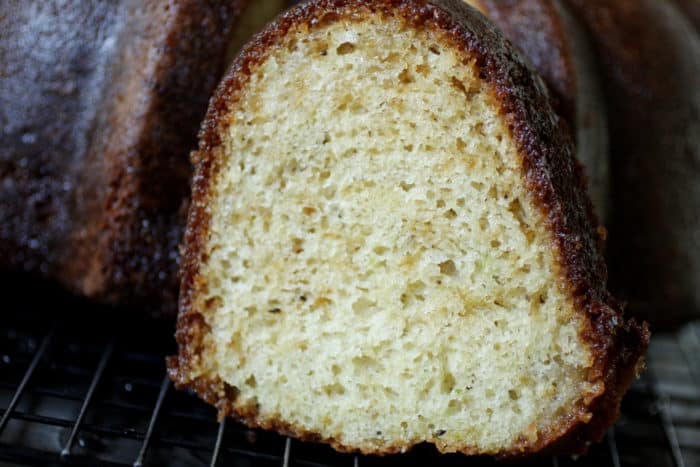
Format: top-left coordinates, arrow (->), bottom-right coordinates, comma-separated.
565,0 -> 700,328
0,0 -> 247,316
169,0 -> 648,458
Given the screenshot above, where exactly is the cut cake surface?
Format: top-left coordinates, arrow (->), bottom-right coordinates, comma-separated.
169,0 -> 648,457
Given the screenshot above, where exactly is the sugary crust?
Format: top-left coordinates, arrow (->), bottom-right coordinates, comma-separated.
565,0 -> 700,328
169,0 -> 648,458
0,1 -> 123,291
0,0 -> 246,316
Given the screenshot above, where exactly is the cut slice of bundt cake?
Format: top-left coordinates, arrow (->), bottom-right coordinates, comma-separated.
168,0 -> 648,457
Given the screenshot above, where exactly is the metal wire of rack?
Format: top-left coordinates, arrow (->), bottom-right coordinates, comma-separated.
1,283 -> 699,467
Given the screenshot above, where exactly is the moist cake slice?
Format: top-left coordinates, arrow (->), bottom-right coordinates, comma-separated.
169,0 -> 648,457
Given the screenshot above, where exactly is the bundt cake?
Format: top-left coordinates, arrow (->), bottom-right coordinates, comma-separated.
0,0 -> 288,316
5,0 -> 697,329
565,0 -> 700,328
168,0 -> 648,457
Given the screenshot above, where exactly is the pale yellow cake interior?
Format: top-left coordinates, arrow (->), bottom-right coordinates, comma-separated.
194,15 -> 596,454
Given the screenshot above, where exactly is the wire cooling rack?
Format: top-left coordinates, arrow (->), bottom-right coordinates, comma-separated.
1,278 -> 699,467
